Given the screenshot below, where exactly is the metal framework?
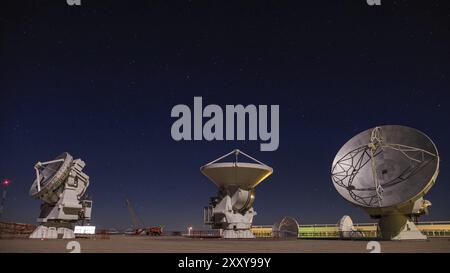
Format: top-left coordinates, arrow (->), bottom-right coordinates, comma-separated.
203,149 -> 270,167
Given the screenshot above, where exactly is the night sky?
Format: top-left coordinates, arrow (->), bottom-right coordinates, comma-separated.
1,1 -> 449,231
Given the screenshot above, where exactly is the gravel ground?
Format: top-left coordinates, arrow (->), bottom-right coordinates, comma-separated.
1,235 -> 450,253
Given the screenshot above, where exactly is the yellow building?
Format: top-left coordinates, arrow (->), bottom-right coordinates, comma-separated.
251,221 -> 450,239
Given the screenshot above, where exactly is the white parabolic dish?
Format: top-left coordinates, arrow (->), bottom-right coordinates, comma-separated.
201,162 -> 273,190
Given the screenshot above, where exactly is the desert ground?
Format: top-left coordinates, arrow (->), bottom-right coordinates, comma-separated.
1,235 -> 450,253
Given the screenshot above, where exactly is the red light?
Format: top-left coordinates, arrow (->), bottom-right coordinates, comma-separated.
2,179 -> 11,187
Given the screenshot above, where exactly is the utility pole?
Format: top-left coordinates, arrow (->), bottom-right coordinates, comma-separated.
0,179 -> 11,220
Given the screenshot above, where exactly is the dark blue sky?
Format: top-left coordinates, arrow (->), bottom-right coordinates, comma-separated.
0,1 -> 449,231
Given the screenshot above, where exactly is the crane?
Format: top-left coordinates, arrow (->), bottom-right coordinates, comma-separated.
125,198 -> 163,236
125,198 -> 144,230
125,198 -> 146,235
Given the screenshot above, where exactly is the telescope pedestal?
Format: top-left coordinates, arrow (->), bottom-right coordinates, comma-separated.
210,194 -> 257,239
223,230 -> 255,239
37,190 -> 84,222
378,214 -> 427,240
30,188 -> 92,239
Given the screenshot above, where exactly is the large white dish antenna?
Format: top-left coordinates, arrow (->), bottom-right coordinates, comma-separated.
272,217 -> 299,238
331,125 -> 439,211
331,125 -> 440,240
201,149 -> 273,239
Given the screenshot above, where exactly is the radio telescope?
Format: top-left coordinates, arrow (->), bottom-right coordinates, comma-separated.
272,217 -> 299,238
201,149 -> 273,239
29,152 -> 93,239
338,215 -> 363,239
331,125 -> 439,240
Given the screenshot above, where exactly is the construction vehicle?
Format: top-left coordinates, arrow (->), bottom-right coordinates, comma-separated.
148,226 -> 163,236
